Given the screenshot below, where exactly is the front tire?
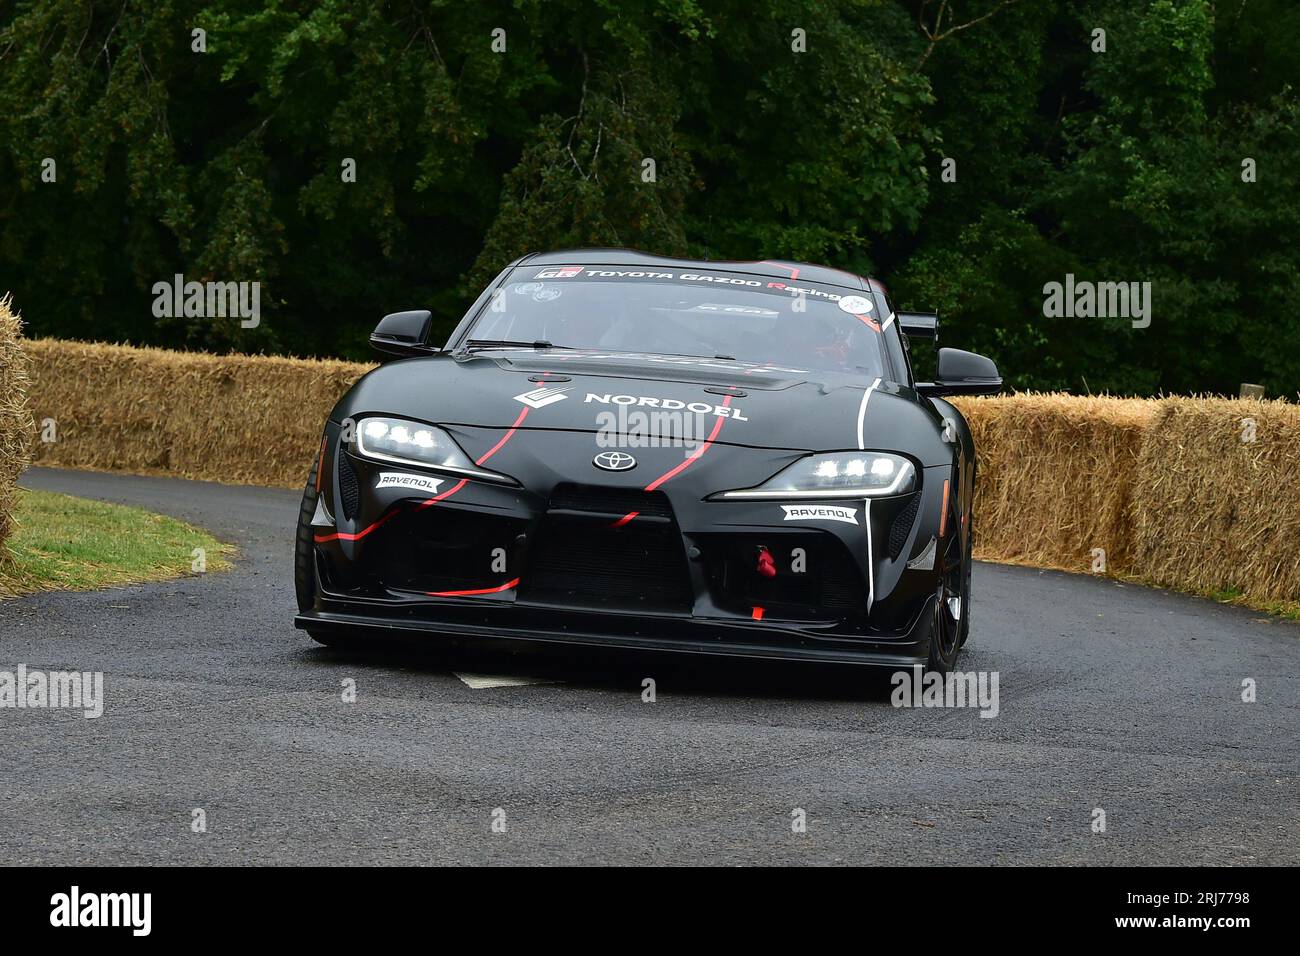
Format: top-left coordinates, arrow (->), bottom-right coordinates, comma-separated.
926,514 -> 971,673
958,527 -> 973,648
295,456 -> 358,650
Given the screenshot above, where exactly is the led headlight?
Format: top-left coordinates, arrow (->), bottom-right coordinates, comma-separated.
352,416 -> 514,484
713,452 -> 915,499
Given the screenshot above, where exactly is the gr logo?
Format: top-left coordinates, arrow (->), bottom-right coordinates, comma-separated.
534,265 -> 583,279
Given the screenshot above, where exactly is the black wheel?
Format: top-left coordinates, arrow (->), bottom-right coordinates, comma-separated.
958,525 -> 973,648
294,458 -> 320,614
295,456 -> 358,649
926,511 -> 971,673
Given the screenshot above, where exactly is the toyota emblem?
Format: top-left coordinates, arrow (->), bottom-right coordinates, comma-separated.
593,451 -> 637,472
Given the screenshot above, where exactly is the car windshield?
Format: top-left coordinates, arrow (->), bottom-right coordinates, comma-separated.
464,266 -> 888,376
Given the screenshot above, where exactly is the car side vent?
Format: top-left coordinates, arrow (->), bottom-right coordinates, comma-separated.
887,493 -> 921,561
338,452 -> 361,520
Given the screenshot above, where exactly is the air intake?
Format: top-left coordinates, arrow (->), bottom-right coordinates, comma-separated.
338,452 -> 360,520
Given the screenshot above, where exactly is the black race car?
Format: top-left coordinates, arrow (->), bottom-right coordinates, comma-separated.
294,250 -> 1001,671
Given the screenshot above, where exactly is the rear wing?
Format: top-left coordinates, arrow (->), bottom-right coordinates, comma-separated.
897,311 -> 938,342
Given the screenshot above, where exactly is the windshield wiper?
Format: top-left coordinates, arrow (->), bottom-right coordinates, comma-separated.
462,338 -> 569,352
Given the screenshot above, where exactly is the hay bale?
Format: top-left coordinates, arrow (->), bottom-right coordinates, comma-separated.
20,338 -> 1300,609
27,339 -> 372,488
0,295 -> 36,555
1132,397 -> 1300,602
953,393 -> 1153,573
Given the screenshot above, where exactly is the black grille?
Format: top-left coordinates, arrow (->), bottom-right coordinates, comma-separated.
368,508 -> 526,594
547,483 -> 673,519
888,493 -> 920,560
520,495 -> 692,612
700,533 -> 867,618
338,452 -> 360,519
819,559 -> 866,609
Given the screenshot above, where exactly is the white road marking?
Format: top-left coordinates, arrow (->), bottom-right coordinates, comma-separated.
454,672 -> 560,690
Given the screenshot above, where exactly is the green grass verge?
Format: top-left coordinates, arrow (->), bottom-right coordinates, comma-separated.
0,488 -> 232,599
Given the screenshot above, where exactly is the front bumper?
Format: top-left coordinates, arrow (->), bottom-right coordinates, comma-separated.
296,593 -> 939,666
299,423 -> 954,666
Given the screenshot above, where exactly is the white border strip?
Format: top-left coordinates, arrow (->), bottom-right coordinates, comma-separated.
856,377 -> 881,450
864,498 -> 874,612
857,377 -> 881,613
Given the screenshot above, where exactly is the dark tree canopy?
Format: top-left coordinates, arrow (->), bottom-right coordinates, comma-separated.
1,0 -> 1296,396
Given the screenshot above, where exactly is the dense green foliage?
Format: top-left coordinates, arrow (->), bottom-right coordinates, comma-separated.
1,0 -> 1296,395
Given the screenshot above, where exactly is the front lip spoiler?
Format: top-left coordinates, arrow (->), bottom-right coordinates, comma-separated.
295,598 -> 935,668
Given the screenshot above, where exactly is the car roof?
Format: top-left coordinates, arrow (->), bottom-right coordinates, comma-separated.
518,248 -> 882,294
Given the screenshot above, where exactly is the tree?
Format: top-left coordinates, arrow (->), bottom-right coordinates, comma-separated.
0,0 -> 1296,394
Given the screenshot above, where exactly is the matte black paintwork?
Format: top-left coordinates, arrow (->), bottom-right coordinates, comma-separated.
295,251 -> 980,666
337,351 -> 955,466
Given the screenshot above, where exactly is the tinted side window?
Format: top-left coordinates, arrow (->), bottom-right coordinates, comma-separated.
873,293 -> 912,385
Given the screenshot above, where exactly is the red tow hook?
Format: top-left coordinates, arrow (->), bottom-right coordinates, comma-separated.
755,546 -> 777,579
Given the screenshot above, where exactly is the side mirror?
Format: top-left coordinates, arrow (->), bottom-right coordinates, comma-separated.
371,310 -> 434,359
917,348 -> 1002,396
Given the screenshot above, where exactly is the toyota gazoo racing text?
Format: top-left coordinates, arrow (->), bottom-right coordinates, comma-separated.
294,250 -> 1002,670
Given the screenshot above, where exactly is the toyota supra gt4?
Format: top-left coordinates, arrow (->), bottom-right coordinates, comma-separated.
294,250 -> 1002,671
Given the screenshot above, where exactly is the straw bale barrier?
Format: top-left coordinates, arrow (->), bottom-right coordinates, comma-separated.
0,296 -> 35,556
26,339 -> 370,487
23,339 -> 1300,609
1130,397 -> 1300,603
952,394 -> 1153,573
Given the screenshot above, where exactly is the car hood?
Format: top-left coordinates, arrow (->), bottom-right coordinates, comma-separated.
334,350 -> 951,465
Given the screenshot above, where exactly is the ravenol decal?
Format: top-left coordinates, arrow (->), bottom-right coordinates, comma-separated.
515,385 -> 572,409
376,472 -> 444,493
781,504 -> 859,525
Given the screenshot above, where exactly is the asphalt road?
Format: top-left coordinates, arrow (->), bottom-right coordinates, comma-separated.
4,466 -> 1297,865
